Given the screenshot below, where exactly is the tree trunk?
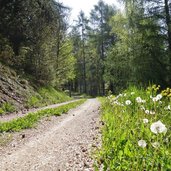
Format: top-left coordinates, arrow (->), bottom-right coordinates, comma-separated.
164,0 -> 171,83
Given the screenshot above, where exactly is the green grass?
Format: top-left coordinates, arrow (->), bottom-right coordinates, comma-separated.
95,85 -> 171,170
0,102 -> 15,115
0,99 -> 86,133
26,87 -> 72,108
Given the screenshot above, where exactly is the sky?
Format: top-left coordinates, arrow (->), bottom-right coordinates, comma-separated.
58,0 -> 123,24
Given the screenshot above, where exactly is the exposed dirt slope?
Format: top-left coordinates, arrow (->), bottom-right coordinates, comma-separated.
0,63 -> 38,111
0,99 -> 101,171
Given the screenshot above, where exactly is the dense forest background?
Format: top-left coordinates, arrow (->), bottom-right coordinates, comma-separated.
0,0 -> 171,96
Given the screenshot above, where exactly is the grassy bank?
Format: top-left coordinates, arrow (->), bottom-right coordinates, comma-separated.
96,85 -> 171,170
0,99 -> 86,133
26,87 -> 72,108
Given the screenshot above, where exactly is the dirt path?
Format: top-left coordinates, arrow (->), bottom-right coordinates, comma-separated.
0,99 -> 101,171
0,99 -> 80,122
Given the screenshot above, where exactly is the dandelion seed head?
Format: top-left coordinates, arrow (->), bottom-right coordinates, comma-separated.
143,118 -> 149,124
136,97 -> 142,103
145,110 -> 150,114
125,100 -> 131,105
138,140 -> 147,148
150,120 -> 167,134
152,142 -> 160,148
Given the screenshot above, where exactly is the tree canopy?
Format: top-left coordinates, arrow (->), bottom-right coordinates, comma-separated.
0,0 -> 170,94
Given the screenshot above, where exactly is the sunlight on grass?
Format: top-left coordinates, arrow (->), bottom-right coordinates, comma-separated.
96,85 -> 171,170
0,99 -> 86,133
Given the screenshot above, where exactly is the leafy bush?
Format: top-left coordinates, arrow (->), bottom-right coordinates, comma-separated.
0,99 -> 86,133
96,85 -> 171,170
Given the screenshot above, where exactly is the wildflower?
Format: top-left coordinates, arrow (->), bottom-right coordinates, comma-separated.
150,111 -> 155,115
112,101 -> 124,106
141,100 -> 146,103
164,105 -> 170,110
119,94 -> 123,97
156,94 -> 162,100
152,142 -> 160,148
150,121 -> 167,134
168,105 -> 170,110
143,118 -> 149,124
152,97 -> 158,102
152,94 -> 162,102
136,97 -> 142,103
125,100 -> 131,105
159,101 -> 162,104
138,140 -> 147,148
164,138 -> 169,143
145,110 -> 150,114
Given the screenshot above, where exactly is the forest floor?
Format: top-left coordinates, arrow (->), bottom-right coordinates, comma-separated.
0,99 -> 101,171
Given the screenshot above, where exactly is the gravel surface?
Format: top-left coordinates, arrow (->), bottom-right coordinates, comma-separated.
0,99 -> 80,122
0,99 -> 101,171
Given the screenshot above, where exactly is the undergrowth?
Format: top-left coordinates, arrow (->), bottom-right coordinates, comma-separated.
96,85 -> 171,170
26,87 -> 71,108
0,102 -> 15,115
0,99 -> 86,133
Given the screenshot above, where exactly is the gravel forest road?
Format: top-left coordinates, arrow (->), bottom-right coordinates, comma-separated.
0,99 -> 101,171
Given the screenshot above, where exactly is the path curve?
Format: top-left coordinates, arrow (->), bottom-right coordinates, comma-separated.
0,99 -> 101,171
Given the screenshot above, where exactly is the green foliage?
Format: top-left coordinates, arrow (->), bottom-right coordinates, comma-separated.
38,87 -> 71,104
0,108 -> 4,115
0,99 -> 86,133
96,86 -> 171,170
1,103 -> 15,113
0,0 -> 75,88
27,87 -> 71,108
27,96 -> 41,108
71,1 -> 116,96
104,0 -> 170,93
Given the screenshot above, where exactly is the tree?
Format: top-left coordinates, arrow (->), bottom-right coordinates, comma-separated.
0,0 -> 75,88
89,0 -> 116,95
